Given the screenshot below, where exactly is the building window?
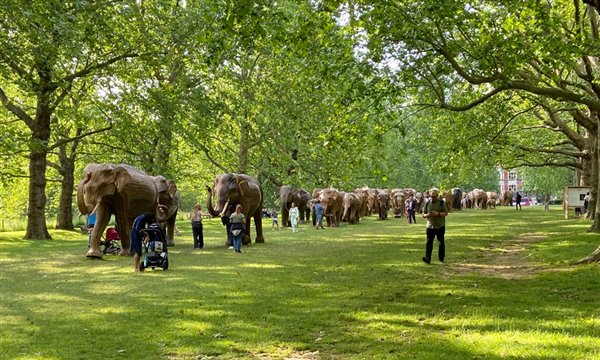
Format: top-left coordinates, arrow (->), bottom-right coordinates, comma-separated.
508,184 -> 517,191
509,172 -> 516,180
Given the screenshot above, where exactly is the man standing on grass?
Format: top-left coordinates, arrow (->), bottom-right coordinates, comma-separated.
422,188 -> 448,265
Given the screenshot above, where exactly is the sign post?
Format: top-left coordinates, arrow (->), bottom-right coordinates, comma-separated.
563,186 -> 590,219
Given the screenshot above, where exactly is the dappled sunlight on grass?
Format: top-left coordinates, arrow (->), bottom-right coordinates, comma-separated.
240,263 -> 285,269
1,207 -> 599,359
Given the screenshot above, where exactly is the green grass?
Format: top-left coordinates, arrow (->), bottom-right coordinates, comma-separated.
1,206 -> 598,359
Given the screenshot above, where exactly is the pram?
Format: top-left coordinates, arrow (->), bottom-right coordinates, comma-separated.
139,223 -> 169,271
100,227 -> 122,255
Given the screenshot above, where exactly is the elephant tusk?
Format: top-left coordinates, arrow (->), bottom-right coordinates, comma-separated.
219,200 -> 230,217
90,202 -> 101,216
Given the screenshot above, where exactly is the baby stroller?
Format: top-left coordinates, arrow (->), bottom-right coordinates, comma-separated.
100,227 -> 121,255
139,223 -> 169,271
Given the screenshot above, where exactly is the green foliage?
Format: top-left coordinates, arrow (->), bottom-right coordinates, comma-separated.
1,208 -> 599,359
1,0 -> 596,231
520,166 -> 574,198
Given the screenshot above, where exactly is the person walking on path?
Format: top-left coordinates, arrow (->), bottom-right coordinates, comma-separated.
408,195 -> 417,224
229,204 -> 246,253
515,192 -> 522,210
421,188 -> 448,265
314,199 -> 325,229
191,203 -> 204,249
272,209 -> 279,230
290,202 -> 300,233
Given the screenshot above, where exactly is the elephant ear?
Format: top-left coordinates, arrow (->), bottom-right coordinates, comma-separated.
236,177 -> 250,198
167,180 -> 178,198
114,167 -> 132,193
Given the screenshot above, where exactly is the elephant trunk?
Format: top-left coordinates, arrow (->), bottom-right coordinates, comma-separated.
206,186 -> 220,217
77,179 -> 88,215
342,205 -> 349,222
156,205 -> 169,222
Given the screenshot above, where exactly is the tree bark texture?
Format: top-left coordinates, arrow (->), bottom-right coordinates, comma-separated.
24,99 -> 52,239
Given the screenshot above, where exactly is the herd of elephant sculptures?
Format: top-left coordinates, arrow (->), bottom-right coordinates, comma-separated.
78,163 -> 513,259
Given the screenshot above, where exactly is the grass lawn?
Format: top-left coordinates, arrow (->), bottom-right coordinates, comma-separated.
1,206 -> 599,360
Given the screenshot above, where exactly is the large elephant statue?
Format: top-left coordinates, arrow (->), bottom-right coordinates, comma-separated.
366,188 -> 379,216
390,189 -> 406,218
451,188 -> 463,210
342,192 -> 361,224
277,186 -> 310,227
77,163 -> 175,258
354,187 -> 369,217
319,188 -> 343,227
486,191 -> 497,209
499,190 -> 513,206
376,191 -> 389,220
298,189 -> 311,222
472,189 -> 488,209
206,173 -> 264,245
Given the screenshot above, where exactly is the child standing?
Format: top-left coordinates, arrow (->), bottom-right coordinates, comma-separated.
272,209 -> 279,230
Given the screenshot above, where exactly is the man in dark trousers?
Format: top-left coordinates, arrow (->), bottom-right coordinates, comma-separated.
422,188 -> 448,264
515,192 -> 522,210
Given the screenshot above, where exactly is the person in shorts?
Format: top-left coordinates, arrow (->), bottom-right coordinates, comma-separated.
272,209 -> 279,230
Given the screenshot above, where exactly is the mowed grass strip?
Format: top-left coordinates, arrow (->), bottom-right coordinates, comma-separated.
0,206 -> 598,360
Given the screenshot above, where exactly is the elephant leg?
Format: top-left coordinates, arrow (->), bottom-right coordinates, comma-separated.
115,221 -> 130,256
254,209 -> 264,243
166,215 -> 176,247
86,210 -> 110,258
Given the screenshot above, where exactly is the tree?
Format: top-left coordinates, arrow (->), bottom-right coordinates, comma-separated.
331,0 -> 599,262
0,1 -> 147,239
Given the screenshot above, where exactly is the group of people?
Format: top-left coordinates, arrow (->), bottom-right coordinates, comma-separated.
270,200 -> 325,231
105,186 -> 448,271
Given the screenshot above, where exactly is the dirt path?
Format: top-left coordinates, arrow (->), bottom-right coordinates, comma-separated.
444,233 -> 548,279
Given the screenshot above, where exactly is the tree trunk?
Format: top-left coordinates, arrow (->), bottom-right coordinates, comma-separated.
237,120 -> 251,173
588,122 -> 599,230
574,245 -> 600,264
55,140 -> 77,230
24,101 -> 52,240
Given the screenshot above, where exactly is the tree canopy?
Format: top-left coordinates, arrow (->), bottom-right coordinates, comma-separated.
1,0 -> 597,256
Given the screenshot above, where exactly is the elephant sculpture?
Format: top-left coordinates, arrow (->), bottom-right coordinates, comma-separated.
415,192 -> 426,213
206,173 -> 264,245
366,188 -> 379,216
354,187 -> 369,217
342,192 -> 361,224
298,189 -> 311,222
451,188 -> 463,210
319,188 -> 343,227
77,163 -> 176,258
277,186 -> 310,227
486,191 -> 497,209
390,189 -> 406,218
499,190 -> 513,206
472,189 -> 488,209
376,191 -> 389,220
